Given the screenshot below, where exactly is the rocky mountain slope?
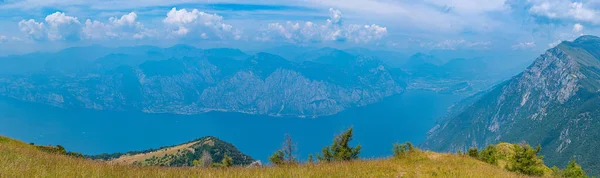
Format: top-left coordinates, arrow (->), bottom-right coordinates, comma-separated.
423,35 -> 600,174
0,46 -> 405,117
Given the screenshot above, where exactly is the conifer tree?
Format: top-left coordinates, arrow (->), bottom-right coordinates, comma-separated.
561,159 -> 587,178
318,127 -> 361,162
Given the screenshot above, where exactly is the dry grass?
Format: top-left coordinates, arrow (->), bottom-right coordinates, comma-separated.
0,136 -> 532,178
110,141 -> 200,165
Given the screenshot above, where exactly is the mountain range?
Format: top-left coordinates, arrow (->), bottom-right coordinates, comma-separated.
0,45 -> 409,117
423,35 -> 600,174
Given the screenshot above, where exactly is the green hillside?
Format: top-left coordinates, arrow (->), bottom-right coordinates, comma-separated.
88,136 -> 254,167
0,135 -> 536,178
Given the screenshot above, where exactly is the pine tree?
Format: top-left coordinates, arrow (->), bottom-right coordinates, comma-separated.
318,127 -> 361,162
561,159 -> 587,178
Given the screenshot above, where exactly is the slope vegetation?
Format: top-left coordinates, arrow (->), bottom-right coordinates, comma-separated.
0,136 -> 528,177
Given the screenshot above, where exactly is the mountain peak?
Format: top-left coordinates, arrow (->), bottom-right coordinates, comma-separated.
573,35 -> 600,43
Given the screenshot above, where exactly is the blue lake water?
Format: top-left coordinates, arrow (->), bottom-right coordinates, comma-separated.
0,90 -> 462,162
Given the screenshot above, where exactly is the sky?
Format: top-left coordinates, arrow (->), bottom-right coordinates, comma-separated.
0,0 -> 596,55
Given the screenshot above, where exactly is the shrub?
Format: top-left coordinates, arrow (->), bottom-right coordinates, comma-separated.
318,127 -> 361,162
269,150 -> 285,165
506,144 -> 544,176
393,142 -> 418,157
211,154 -> 233,168
467,148 -> 479,158
479,145 -> 498,165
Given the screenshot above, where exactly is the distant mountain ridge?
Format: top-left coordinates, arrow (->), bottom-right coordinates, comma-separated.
0,45 -> 405,117
423,35 -> 600,174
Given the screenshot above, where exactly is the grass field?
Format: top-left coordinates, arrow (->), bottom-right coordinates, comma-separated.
0,136 -> 532,178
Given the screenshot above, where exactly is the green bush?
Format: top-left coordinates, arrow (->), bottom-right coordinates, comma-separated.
506,144 -> 545,176
479,145 -> 498,165
318,127 -> 361,162
269,150 -> 285,165
467,148 -> 479,158
393,142 -> 418,157
211,154 -> 233,168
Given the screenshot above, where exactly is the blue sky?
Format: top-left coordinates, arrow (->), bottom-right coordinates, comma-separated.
0,0 -> 597,55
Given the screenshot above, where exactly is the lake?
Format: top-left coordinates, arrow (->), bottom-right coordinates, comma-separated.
0,90 -> 462,162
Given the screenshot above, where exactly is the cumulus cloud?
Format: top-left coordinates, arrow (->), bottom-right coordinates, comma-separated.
511,41 -> 536,49
259,8 -> 387,44
528,0 -> 600,24
18,12 -> 81,41
18,19 -> 47,40
163,7 -> 241,40
82,12 -> 156,40
44,12 -> 81,41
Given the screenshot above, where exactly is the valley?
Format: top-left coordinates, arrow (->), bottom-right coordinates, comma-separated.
0,90 -> 461,163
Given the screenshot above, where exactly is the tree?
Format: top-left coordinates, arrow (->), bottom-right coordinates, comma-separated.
318,127 -> 361,162
282,134 -> 297,164
198,150 -> 213,167
561,159 -> 587,178
269,134 -> 298,165
467,148 -> 479,158
506,143 -> 545,176
308,154 -> 314,163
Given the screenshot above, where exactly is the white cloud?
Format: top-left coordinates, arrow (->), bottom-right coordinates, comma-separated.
163,7 -> 240,40
327,8 -> 342,25
82,12 -> 156,40
44,12 -> 81,41
511,41 -> 536,49
18,12 -> 81,41
528,0 -> 600,24
260,8 -> 387,44
110,12 -> 137,26
18,19 -> 47,40
573,23 -> 584,33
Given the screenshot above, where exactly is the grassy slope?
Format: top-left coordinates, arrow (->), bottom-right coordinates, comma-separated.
0,136 -> 530,178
